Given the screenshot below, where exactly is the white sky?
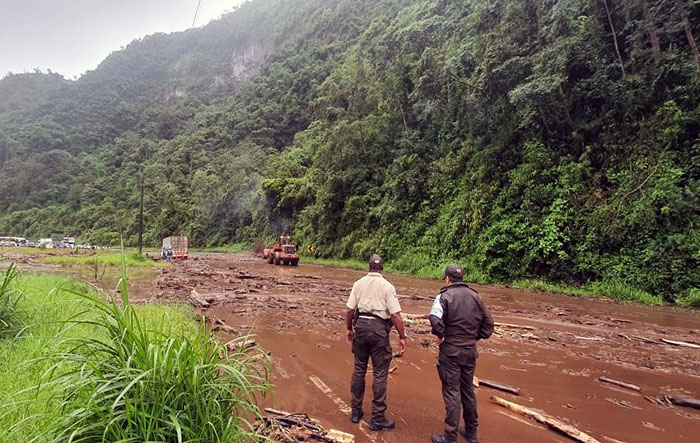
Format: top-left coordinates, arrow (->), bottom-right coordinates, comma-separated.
0,0 -> 248,79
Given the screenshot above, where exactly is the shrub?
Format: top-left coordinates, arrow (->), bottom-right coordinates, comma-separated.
127,251 -> 148,262
589,281 -> 662,306
677,288 -> 700,308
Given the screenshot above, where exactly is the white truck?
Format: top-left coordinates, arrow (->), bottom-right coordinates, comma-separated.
161,236 -> 188,260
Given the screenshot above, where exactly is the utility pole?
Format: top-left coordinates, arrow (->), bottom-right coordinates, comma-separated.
138,174 -> 145,255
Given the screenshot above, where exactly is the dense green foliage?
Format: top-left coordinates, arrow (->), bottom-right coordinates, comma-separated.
1,0 -> 699,302
0,271 -> 269,442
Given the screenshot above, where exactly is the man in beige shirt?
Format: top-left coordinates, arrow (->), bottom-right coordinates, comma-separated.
345,254 -> 406,431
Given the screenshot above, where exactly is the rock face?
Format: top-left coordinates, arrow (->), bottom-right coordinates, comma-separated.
230,41 -> 272,82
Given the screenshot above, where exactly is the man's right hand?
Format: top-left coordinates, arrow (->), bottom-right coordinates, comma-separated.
399,338 -> 407,355
346,329 -> 355,345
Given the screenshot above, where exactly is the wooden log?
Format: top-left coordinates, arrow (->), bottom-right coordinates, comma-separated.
403,313 -> 429,320
327,429 -> 355,443
495,322 -> 536,330
226,339 -> 256,352
632,335 -> 657,344
389,365 -> 397,374
574,336 -> 604,341
480,379 -> 520,395
264,407 -> 297,416
473,376 -> 479,387
213,323 -> 238,334
661,339 -> 700,349
410,295 -> 435,302
598,377 -> 641,392
670,397 -> 700,410
264,415 -> 323,432
188,289 -> 210,308
490,396 -> 601,443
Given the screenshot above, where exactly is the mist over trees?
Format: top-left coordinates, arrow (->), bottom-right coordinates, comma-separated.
1,0 -> 698,302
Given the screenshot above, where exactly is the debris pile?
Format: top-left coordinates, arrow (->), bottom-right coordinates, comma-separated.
257,408 -> 354,442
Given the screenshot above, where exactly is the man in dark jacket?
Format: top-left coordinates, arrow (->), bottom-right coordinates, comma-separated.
429,264 -> 494,443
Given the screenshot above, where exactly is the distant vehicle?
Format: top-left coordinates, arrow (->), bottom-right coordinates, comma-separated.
263,235 -> 299,266
0,236 -> 25,246
38,238 -> 54,249
161,236 -> 188,260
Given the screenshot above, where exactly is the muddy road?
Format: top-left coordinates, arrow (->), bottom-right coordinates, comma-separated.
9,252 -> 700,442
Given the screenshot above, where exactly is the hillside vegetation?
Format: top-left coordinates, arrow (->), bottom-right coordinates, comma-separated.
1,0 -> 698,302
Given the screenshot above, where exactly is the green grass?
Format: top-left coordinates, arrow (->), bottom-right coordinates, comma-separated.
674,288 -> 700,308
511,279 -> 663,306
304,255 -> 664,306
0,264 -> 23,338
588,281 -> 663,306
302,256 -> 369,271
190,242 -> 253,253
0,265 -> 270,441
40,252 -> 165,267
302,254 -> 490,283
511,279 -> 590,297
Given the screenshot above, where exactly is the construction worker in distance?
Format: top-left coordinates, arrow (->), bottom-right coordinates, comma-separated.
429,264 -> 494,443
166,247 -> 174,264
345,254 -> 407,431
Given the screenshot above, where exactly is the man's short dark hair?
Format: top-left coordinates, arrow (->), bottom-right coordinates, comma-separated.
444,264 -> 464,282
369,254 -> 384,271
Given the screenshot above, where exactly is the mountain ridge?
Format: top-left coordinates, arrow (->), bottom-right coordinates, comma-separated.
1,0 -> 698,302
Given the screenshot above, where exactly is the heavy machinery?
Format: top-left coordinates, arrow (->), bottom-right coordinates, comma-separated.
262,235 -> 299,266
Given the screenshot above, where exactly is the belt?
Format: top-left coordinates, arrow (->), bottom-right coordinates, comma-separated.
358,312 -> 388,321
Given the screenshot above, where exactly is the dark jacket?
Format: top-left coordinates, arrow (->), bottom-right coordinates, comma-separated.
429,282 -> 494,347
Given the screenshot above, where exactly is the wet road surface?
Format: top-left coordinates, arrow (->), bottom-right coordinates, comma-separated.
6,251 -> 700,442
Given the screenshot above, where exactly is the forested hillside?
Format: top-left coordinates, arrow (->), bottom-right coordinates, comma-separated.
1,0 -> 698,302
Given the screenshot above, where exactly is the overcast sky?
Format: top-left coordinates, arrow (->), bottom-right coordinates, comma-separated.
0,0 -> 247,80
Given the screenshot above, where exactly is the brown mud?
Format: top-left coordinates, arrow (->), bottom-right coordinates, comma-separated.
5,252 -> 700,442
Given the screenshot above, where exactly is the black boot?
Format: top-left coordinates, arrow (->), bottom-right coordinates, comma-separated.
430,434 -> 456,443
369,418 -> 395,431
458,425 -> 478,443
350,411 -> 363,423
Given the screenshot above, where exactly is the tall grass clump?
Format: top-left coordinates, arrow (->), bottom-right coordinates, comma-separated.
1,247 -> 270,442
589,280 -> 662,306
44,299 -> 270,442
511,279 -> 589,297
39,246 -> 271,442
0,264 -> 23,338
41,253 -> 165,267
677,288 -> 700,308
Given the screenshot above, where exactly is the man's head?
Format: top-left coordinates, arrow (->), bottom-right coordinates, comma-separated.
443,264 -> 464,283
368,254 -> 384,272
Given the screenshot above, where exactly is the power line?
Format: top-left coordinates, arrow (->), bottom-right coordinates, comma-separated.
191,0 -> 204,28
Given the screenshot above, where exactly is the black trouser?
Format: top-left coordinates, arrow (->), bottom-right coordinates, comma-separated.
350,317 -> 393,422
436,343 -> 478,441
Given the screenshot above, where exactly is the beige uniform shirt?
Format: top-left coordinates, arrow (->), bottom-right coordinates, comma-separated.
346,272 -> 401,319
